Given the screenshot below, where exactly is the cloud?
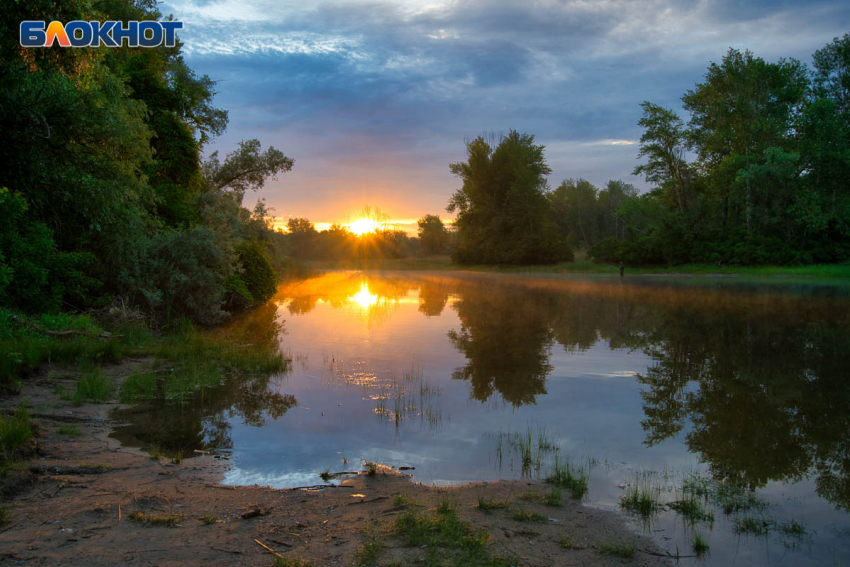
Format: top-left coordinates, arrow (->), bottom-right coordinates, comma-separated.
161,0 -> 850,219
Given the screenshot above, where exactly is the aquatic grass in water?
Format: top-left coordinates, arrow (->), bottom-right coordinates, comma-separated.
670,493 -> 715,524
693,532 -> 710,555
734,515 -> 775,536
546,455 -> 589,499
620,472 -> 660,517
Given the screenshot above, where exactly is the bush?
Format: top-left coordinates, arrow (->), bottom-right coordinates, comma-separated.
0,188 -> 95,312
235,240 -> 277,304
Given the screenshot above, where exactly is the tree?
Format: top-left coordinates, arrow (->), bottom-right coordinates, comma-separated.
417,214 -> 449,255
548,178 -> 599,249
683,49 -> 808,234
812,32 -> 850,118
447,130 -> 572,264
633,102 -> 693,213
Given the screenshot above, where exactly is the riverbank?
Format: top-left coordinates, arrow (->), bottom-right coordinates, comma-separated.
306,257 -> 850,278
0,358 -> 671,566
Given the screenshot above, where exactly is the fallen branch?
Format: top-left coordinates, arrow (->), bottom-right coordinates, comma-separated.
254,539 -> 284,559
285,484 -> 354,491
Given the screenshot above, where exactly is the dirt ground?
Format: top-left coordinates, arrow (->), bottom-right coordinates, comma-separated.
0,362 -> 670,566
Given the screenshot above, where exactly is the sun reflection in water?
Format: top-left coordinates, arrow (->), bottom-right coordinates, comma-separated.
350,282 -> 379,309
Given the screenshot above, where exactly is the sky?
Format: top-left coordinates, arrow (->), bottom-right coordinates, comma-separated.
159,0 -> 849,232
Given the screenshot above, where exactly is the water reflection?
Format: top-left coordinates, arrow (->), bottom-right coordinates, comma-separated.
274,272 -> 850,510
110,303 -> 296,456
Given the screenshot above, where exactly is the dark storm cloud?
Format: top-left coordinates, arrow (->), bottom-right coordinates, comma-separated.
161,0 -> 850,219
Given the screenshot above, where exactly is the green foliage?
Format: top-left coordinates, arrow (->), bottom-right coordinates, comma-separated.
598,540 -> 636,559
0,1 -> 292,325
0,405 -> 33,457
0,189 -> 96,312
74,368 -> 112,405
235,240 -> 278,305
448,131 -> 573,265
612,41 -> 850,266
418,214 -> 450,255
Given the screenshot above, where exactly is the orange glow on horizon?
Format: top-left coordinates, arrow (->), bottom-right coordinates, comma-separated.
348,217 -> 381,235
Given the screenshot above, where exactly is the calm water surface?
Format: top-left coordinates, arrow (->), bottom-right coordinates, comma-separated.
113,270 -> 850,566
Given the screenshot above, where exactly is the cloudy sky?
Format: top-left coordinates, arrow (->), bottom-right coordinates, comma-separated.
159,0 -> 849,231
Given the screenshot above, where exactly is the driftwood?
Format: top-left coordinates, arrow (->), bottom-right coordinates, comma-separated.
253,539 -> 284,558
11,315 -> 123,339
285,484 -> 354,491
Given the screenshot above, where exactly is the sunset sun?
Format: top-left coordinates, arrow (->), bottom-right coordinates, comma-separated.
348,217 -> 380,235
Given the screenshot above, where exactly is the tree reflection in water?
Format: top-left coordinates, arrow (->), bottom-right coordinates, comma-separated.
434,274 -> 850,509
110,302 -> 296,457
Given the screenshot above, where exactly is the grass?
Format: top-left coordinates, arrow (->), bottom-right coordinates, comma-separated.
0,506 -> 10,525
670,493 -> 715,524
509,508 -> 546,523
57,424 -> 81,437
598,539 -> 636,559
171,450 -> 183,465
620,473 -> 660,517
73,367 -> 111,404
0,307 -> 289,403
715,483 -> 766,515
128,511 -> 181,527
476,495 -> 509,512
437,493 -> 458,514
273,558 -> 314,567
558,536 -> 582,550
734,515 -> 775,536
52,384 -> 74,401
393,509 -> 513,567
306,257 -> 850,278
545,455 -> 588,499
543,487 -> 562,506
0,404 -> 32,449
393,493 -> 417,507
201,514 -> 217,525
693,532 -> 710,555
779,518 -> 806,537
147,443 -> 163,460
363,462 -> 378,476
353,540 -> 383,566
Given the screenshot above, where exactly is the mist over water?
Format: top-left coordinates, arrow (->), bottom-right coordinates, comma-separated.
113,271 -> 850,566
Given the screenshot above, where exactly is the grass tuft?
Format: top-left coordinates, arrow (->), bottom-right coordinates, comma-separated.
273,557 -> 314,567
509,508 -> 546,523
546,455 -> 588,499
693,532 -> 710,555
558,536 -> 582,550
128,511 -> 181,527
598,539 -> 636,558
73,367 -> 111,405
734,515 -> 775,536
620,474 -> 660,517
670,494 -> 715,524
476,495 -> 509,512
57,424 -> 81,437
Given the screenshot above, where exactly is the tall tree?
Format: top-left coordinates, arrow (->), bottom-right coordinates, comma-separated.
447,130 -> 571,264
417,214 -> 449,255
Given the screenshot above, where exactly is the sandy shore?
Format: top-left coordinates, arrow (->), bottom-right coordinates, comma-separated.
0,362 -> 670,566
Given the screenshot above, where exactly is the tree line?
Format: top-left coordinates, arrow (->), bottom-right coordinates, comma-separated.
448,34 -> 850,266
0,0 -> 292,324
